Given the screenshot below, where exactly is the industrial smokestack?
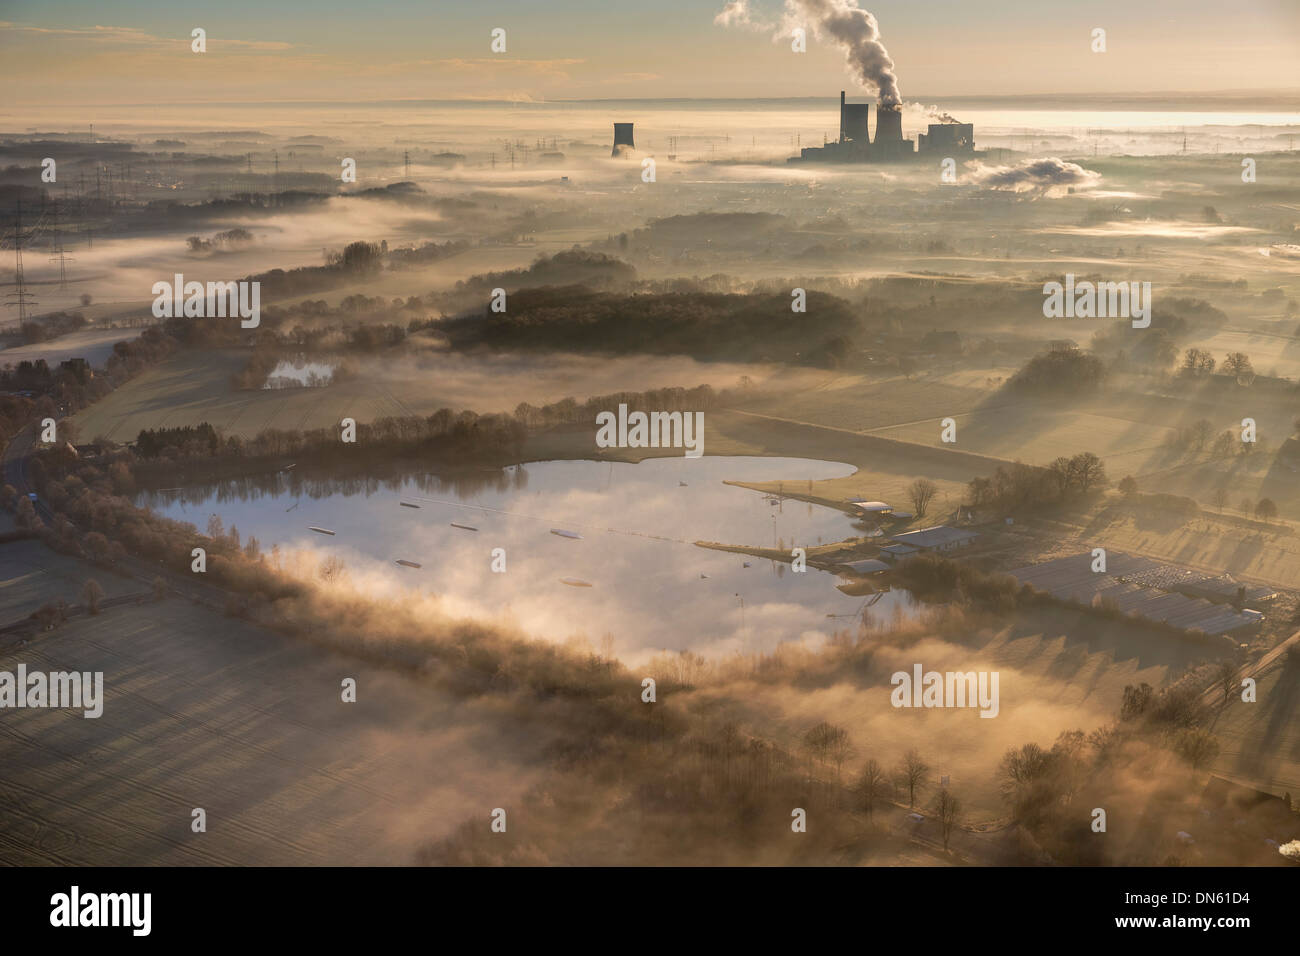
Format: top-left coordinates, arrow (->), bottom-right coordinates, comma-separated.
787,1 -> 901,108
612,123 -> 635,156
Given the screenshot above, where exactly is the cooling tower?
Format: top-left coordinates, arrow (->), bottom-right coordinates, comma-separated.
612,123 -> 635,156
874,107 -> 903,143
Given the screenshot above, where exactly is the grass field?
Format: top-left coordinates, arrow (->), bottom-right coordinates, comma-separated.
0,327 -> 146,368
0,539 -> 141,622
0,541 -> 549,865
1205,655 -> 1300,801
70,347 -> 791,442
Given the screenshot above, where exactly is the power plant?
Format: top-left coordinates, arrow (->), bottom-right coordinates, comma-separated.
611,123 -> 635,156
790,91 -> 974,164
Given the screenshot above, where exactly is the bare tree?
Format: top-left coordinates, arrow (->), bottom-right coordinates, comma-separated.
1211,431 -> 1236,458
827,726 -> 854,789
908,478 -> 938,518
1048,458 -> 1074,499
1211,485 -> 1229,513
318,555 -> 347,584
1188,418 -> 1214,452
803,721 -> 850,799
1222,352 -> 1254,382
1174,729 -> 1221,772
856,758 -> 886,820
936,788 -> 961,851
1255,498 -> 1278,524
1218,660 -> 1237,705
1070,452 -> 1108,494
898,749 -> 930,807
82,579 -> 104,615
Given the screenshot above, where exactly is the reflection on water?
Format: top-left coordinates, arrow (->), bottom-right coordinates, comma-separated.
140,456 -> 917,660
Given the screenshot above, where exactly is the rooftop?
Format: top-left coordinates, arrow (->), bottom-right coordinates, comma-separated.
891,526 -> 979,549
838,558 -> 892,575
1008,552 -> 1265,637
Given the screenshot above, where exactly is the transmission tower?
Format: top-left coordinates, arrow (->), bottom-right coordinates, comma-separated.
6,202 -> 38,324
48,205 -> 75,291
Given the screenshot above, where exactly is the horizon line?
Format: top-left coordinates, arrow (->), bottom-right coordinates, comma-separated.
11,88 -> 1300,111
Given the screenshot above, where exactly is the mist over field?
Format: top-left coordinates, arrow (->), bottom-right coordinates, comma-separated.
1,2 -> 1298,882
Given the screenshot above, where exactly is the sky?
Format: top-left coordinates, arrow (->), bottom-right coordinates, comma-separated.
1,0 -> 1297,105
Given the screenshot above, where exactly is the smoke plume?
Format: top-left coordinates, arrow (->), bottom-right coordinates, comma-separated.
785,0 -> 902,107
967,157 -> 1102,196
715,1 -> 902,107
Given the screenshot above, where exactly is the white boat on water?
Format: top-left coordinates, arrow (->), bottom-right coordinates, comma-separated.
308,527 -> 336,536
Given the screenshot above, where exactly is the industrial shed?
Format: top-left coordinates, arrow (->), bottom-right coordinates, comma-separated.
1008,552 -> 1264,637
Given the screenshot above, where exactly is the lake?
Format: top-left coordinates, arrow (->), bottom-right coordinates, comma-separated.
139,455 -> 917,661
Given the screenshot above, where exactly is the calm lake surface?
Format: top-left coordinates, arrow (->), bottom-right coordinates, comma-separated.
140,456 -> 916,660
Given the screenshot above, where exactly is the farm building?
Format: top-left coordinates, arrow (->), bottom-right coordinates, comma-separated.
879,543 -> 920,561
837,558 -> 891,576
1008,552 -> 1265,637
850,500 -> 894,517
890,526 -> 979,552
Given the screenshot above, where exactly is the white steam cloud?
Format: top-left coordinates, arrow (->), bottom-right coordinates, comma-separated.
966,157 -> 1103,196
713,0 -> 754,27
716,1 -> 902,108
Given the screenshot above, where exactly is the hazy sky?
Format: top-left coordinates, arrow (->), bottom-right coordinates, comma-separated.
2,0 -> 1297,105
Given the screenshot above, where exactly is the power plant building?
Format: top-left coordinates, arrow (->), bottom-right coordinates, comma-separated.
918,122 -> 975,155
790,91 -> 973,164
839,91 -> 870,151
